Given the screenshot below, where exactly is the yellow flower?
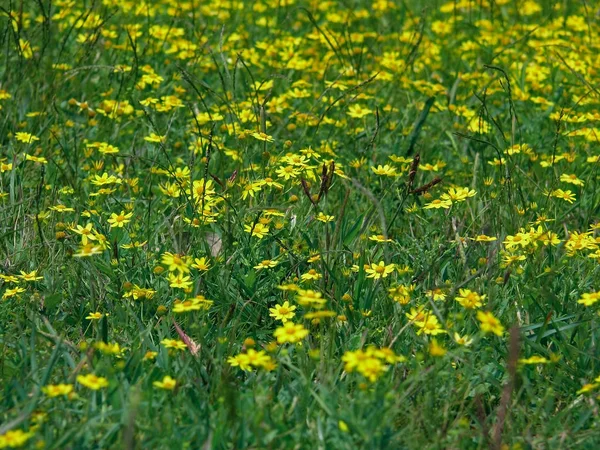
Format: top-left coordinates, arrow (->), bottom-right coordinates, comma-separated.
423,198 -> 452,209
315,212 -> 335,222
250,131 -> 274,142
471,234 -> 497,242
76,373 -> 109,390
453,332 -> 473,346
191,257 -> 211,271
2,287 -> 26,299
269,301 -> 297,322
254,259 -> 278,270
577,292 -> 600,306
455,289 -> 486,309
414,314 -> 446,336
550,189 -> 576,203
371,164 -> 397,176
347,104 -> 372,118
559,173 -> 584,186
15,132 -> 40,143
161,339 -> 187,350
476,311 -> 504,336
107,210 -> 133,228
85,312 -> 103,320
144,133 -> 166,143
300,269 -> 322,282
369,234 -> 393,243
273,322 -> 309,344
73,244 -> 103,258
429,339 -> 446,357
167,273 -> 193,289
365,261 -> 395,279
70,223 -> 97,245
441,187 -> 476,202
0,429 -> 35,448
18,270 -> 43,282
161,252 -> 191,274
296,289 -> 327,308
153,376 -> 177,390
42,383 -> 74,397
244,223 -> 269,239
518,355 -> 549,365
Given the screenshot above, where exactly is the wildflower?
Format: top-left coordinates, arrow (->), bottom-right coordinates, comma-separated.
25,154 -> 48,164
3,287 -> 26,299
0,429 -> 35,448
161,252 -> 191,274
107,211 -> 133,228
227,353 -> 251,371
441,187 -> 476,202
76,373 -> 109,390
476,311 -> 504,336
161,339 -> 187,350
471,234 -> 497,242
144,133 -> 166,143
153,376 -> 177,390
15,132 -> 40,143
269,301 -> 297,323
251,131 -> 274,142
577,292 -> 600,307
42,383 -> 74,397
70,223 -> 97,245
455,289 -> 485,309
426,288 -> 447,302
315,212 -> 335,222
49,204 -> 75,213
273,322 -> 309,344
95,341 -> 124,356
168,273 -> 193,289
453,332 -> 473,346
73,244 -> 103,257
244,223 -> 269,239
577,383 -> 599,395
424,198 -> 452,209
296,289 -> 327,308
18,270 -> 43,282
243,349 -> 274,369
275,165 -> 300,180
414,314 -> 446,336
254,259 -> 278,270
347,104 -> 372,118
365,261 -> 395,279
191,257 -> 211,272
300,269 -> 322,282
388,284 -> 413,304
241,182 -> 261,200
143,351 -> 158,361
172,295 -> 213,313
559,173 -> 584,186
518,356 -> 549,365
429,339 -> 447,357
86,312 -> 103,320
550,189 -> 576,203
371,164 -> 397,176
369,234 -> 393,243
503,232 -> 531,249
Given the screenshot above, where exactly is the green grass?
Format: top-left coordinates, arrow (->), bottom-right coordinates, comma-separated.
1,0 -> 600,448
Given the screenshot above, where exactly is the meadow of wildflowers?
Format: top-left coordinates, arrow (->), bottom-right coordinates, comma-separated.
1,0 -> 600,448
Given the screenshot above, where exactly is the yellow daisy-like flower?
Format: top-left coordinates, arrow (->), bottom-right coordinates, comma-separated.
76,373 -> 109,390
273,322 -> 309,344
153,376 -> 177,390
269,301 -> 297,323
365,261 -> 395,279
